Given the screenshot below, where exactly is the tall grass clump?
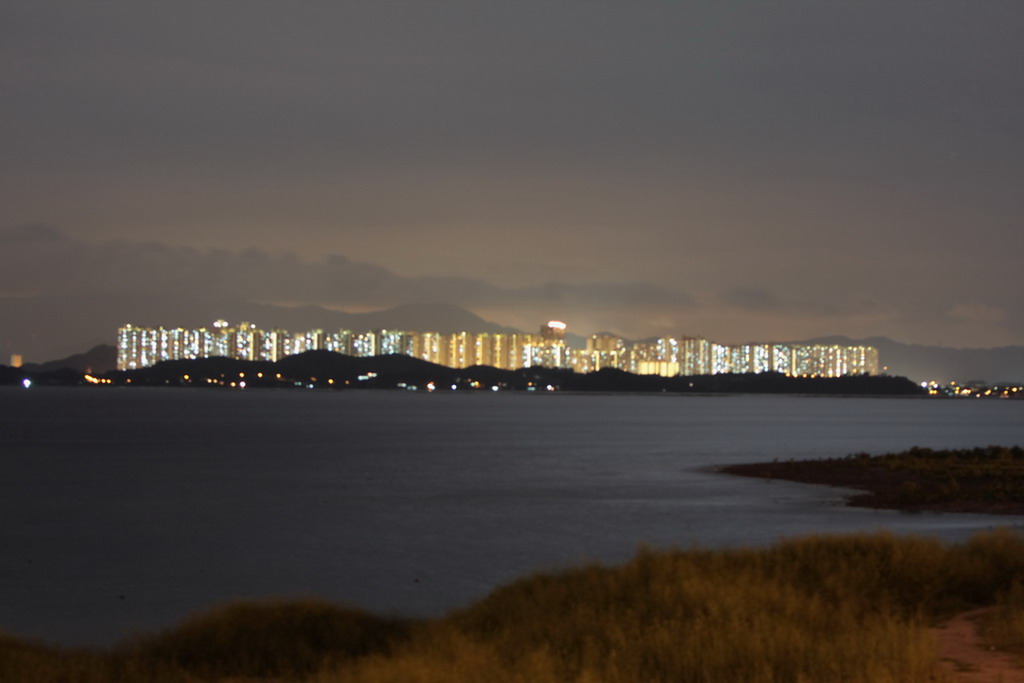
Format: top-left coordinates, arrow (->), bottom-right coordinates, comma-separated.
0,600 -> 411,683
122,599 -> 411,679
961,530 -> 1024,661
7,531 -> 1024,682
0,631 -> 108,683
944,528 -> 1024,606
338,535 -> 957,683
978,580 -> 1024,660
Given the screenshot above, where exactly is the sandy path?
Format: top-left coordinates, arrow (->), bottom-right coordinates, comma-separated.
934,608 -> 1024,682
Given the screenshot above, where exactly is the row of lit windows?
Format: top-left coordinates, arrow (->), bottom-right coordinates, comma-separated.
117,323 -> 879,377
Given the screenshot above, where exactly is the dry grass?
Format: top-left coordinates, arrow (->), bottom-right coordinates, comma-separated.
7,530 -> 1024,682
977,578 -> 1024,667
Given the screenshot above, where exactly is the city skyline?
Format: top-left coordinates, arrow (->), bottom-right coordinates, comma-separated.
3,3 -> 1022,352
117,319 -> 880,379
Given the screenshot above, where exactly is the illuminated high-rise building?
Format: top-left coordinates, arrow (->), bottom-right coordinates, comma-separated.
234,322 -> 257,361
845,346 -> 879,375
772,344 -> 794,375
324,329 -> 354,356
376,329 -> 411,356
584,334 -> 626,372
489,333 -> 510,369
448,331 -> 472,368
540,320 -> 567,342
260,329 -> 289,362
679,337 -> 711,375
116,320 -> 879,379
471,333 -> 494,367
351,331 -> 375,357
416,332 -> 448,366
520,322 -> 571,369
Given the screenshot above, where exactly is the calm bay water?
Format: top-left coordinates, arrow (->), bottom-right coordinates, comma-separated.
1,387 -> 1022,645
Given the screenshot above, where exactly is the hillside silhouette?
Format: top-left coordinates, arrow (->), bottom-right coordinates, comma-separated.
86,351 -> 925,395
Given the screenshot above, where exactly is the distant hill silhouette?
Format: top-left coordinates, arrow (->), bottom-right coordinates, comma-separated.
793,336 -> 1024,385
0,294 -> 517,363
22,344 -> 117,374
102,351 -> 924,396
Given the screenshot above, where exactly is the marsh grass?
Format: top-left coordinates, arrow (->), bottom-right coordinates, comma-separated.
6,531 -> 1024,682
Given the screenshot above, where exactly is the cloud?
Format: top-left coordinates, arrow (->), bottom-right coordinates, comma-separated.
720,287 -> 781,312
0,229 -> 692,316
947,303 -> 1007,324
1,227 -> 1019,348
718,285 -> 897,320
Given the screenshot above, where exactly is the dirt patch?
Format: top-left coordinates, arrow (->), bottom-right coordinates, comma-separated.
934,608 -> 1024,682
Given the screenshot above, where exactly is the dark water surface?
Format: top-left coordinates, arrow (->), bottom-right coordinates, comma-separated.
1,387 -> 1021,645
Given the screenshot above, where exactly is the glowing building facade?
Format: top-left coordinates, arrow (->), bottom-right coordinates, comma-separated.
117,320 -> 879,377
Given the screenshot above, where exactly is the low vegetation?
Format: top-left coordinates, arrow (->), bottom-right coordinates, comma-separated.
723,445 -> 1024,514
982,579 -> 1024,656
4,530 -> 1024,681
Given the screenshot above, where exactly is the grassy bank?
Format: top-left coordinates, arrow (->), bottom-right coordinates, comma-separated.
4,530 -> 1024,682
723,445 -> 1024,514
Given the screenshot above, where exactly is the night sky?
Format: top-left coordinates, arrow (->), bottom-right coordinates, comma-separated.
3,2 -> 1022,349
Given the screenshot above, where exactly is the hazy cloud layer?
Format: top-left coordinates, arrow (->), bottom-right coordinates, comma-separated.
0,225 -> 691,314
2,226 -> 1020,350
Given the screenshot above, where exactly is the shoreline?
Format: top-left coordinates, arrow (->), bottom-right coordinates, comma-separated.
720,446 -> 1024,516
